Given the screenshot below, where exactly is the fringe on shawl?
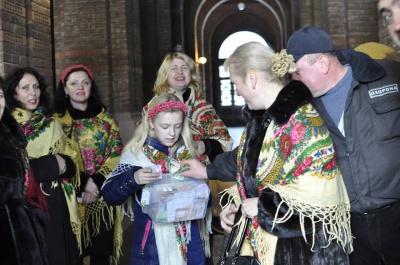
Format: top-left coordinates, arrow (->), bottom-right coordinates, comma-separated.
268,184 -> 353,253
199,208 -> 213,257
50,135 -> 83,253
219,184 -> 353,265
80,200 -> 123,264
84,166 -> 123,264
220,186 -> 278,265
219,186 -> 249,250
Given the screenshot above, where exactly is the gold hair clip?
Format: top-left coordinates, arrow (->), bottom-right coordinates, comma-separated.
272,49 -> 294,78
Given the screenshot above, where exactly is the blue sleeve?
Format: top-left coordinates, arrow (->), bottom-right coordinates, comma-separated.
101,165 -> 143,206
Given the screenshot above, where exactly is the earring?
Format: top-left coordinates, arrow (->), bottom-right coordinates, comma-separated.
65,94 -> 68,98
249,77 -> 255,89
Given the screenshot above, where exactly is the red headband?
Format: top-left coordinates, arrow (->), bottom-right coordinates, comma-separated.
61,65 -> 93,85
148,101 -> 188,119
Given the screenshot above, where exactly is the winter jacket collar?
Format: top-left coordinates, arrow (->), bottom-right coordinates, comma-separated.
337,49 -> 385,83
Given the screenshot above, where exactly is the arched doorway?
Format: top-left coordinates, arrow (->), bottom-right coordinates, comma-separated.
214,31 -> 269,126
194,0 -> 298,126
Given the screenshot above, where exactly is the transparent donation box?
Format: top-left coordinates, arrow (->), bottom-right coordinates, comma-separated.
140,173 -> 210,223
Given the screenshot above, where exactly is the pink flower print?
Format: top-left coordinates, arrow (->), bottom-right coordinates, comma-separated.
274,126 -> 284,138
103,123 -> 111,131
97,156 -> 105,166
83,148 -> 97,174
24,124 -> 34,136
115,145 -> 123,155
290,121 -> 306,144
74,121 -> 85,130
293,156 -> 313,177
303,156 -> 313,168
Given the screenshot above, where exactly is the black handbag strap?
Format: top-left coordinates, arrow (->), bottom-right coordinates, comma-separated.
222,206 -> 250,259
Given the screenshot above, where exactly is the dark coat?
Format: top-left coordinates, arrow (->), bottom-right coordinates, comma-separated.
208,81 -> 350,264
0,111 -> 49,265
28,142 -> 79,265
313,49 -> 400,213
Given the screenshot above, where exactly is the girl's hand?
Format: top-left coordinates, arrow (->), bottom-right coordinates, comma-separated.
134,167 -> 160,185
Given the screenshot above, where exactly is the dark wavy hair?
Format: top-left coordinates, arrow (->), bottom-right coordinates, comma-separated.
53,66 -> 105,116
3,67 -> 52,115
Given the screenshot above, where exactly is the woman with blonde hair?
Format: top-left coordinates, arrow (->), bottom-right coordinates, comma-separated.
181,42 -> 353,264
142,53 -> 234,242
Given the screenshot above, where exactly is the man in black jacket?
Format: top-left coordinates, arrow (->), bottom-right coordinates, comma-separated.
287,25 -> 400,265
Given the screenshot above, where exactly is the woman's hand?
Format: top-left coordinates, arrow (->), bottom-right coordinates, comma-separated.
80,177 -> 99,204
241,197 -> 259,218
54,154 -> 66,175
80,191 -> 98,205
220,204 -> 239,233
179,159 -> 208,179
134,167 -> 160,185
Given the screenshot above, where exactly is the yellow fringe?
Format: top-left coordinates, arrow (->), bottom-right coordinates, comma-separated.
80,200 -> 123,265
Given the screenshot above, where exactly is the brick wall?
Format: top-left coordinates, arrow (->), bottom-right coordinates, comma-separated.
52,0 -> 135,113
297,0 -> 380,50
0,0 -> 52,89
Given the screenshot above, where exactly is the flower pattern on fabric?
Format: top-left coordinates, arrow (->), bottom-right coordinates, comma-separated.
55,108 -> 123,263
233,103 -> 346,260
188,95 -> 231,143
14,108 -> 76,199
60,113 -> 123,175
256,107 -> 334,186
16,107 -> 52,142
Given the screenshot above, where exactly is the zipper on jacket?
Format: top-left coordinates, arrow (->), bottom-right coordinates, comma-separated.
140,220 -> 152,256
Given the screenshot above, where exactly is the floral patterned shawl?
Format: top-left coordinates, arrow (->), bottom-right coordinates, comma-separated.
13,107 -> 82,251
222,103 -> 352,264
55,108 -> 123,264
107,139 -> 212,264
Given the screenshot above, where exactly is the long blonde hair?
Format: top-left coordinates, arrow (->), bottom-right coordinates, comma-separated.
153,52 -> 203,97
124,93 -> 198,158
